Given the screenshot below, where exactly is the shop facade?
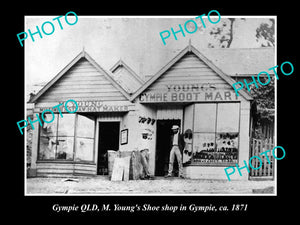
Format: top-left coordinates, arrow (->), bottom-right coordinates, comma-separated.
131,45 -> 253,180
29,45 -> 255,180
29,50 -> 138,176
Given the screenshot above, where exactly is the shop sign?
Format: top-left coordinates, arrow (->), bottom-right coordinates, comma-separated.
37,101 -> 132,113
139,84 -> 239,103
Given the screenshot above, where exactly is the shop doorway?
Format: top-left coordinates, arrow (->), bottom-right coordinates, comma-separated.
97,122 -> 120,175
155,119 -> 181,176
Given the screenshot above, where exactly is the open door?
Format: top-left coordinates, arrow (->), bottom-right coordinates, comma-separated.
97,122 -> 120,175
155,119 -> 181,176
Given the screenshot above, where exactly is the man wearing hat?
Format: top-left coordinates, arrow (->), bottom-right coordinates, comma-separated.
165,125 -> 184,178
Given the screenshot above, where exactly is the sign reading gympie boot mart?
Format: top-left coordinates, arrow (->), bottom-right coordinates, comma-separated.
139,83 -> 239,103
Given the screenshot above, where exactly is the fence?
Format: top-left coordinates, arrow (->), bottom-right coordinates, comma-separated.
249,138 -> 274,179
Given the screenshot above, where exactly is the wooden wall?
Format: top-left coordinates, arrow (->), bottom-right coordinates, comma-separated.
146,52 -> 232,93
36,162 -> 97,177
112,65 -> 142,93
157,105 -> 183,120
38,58 -> 127,102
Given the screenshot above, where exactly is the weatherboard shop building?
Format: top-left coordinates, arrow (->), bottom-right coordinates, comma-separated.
28,44 -> 274,180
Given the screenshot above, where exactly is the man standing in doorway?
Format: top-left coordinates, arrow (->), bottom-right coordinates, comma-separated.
165,125 -> 184,178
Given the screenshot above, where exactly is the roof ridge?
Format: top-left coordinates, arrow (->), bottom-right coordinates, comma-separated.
29,50 -> 131,103
130,44 -> 253,101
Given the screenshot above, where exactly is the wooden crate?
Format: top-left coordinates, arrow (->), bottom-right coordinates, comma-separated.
110,150 -> 144,181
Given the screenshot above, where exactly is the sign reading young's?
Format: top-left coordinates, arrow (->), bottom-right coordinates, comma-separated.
139,83 -> 239,103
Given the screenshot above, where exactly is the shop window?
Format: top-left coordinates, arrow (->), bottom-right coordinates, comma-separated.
215,133 -> 239,163
75,115 -> 95,162
194,103 -> 216,132
39,114 -> 58,160
56,114 -> 75,160
215,103 -> 239,164
57,114 -> 75,136
56,137 -> 74,160
38,114 -> 95,162
193,133 -> 216,163
191,103 -> 240,166
216,103 -> 239,132
38,114 -> 75,161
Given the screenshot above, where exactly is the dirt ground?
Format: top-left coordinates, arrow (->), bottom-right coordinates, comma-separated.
26,176 -> 275,195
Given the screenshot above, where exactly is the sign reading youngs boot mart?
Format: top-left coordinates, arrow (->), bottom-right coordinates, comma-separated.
139,83 -> 239,103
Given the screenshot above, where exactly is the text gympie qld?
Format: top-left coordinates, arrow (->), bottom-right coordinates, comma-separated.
26,43 -> 275,181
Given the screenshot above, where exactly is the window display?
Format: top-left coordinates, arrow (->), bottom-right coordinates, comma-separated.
75,138 -> 94,161
215,132 -> 238,163
75,115 -> 95,161
39,114 -> 75,160
192,133 -> 216,163
38,113 -> 95,162
39,136 -> 56,160
56,137 -> 74,160
190,103 -> 240,166
38,114 -> 58,160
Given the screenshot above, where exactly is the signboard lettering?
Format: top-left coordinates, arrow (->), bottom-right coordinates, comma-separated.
37,101 -> 131,112
139,84 -> 238,103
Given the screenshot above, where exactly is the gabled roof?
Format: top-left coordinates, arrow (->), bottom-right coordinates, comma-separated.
110,59 -> 144,94
110,59 -> 144,83
29,50 -> 131,103
130,44 -> 253,102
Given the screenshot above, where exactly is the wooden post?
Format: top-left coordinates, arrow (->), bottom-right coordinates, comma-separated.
250,139 -> 254,177
262,139 -> 267,176
264,137 -> 274,178
270,138 -> 274,177
254,139 -> 258,177
258,140 -> 262,177
29,114 -> 39,177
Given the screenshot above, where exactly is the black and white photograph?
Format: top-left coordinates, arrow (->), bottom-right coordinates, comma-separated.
22,14 -> 279,197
